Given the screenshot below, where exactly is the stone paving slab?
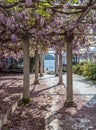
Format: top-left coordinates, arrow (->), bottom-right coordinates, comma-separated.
0,73 -> 96,130
0,74 -> 35,129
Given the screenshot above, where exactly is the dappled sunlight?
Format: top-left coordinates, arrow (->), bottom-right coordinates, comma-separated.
0,0 -> 96,129
44,93 -> 96,130
39,75 -> 55,80
0,74 -> 96,130
2,100 -> 45,130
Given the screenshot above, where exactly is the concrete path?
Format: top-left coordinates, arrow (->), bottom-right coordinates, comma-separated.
41,74 -> 96,130
40,75 -> 64,130
73,74 -> 96,107
1,73 -> 96,130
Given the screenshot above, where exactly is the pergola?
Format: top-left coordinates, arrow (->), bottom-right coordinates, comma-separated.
0,0 -> 96,107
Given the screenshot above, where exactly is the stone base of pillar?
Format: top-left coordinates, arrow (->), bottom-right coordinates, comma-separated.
55,74 -> 59,77
19,98 -> 31,106
64,100 -> 76,107
34,80 -> 39,84
40,73 -> 44,77
58,81 -> 63,85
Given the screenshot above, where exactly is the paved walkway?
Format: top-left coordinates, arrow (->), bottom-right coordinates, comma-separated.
73,75 -> 96,107
63,74 -> 96,106
1,73 -> 96,130
41,74 -> 96,130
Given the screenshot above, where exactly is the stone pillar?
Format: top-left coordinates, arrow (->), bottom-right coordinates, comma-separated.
64,33 -> 76,107
58,52 -> 63,85
34,50 -> 39,84
40,52 -> 44,77
23,38 -> 30,102
55,51 -> 59,76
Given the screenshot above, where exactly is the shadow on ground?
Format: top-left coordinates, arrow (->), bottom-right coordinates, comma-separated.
0,74 -> 96,130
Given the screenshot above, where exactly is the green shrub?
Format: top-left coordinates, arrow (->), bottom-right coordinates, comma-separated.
82,62 -> 96,80
73,61 -> 96,80
63,66 -> 67,72
72,61 -> 87,75
73,64 -> 82,75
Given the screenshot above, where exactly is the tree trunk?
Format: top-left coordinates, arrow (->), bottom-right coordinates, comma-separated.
23,38 -> 30,101
40,52 -> 44,77
55,51 -> 59,76
58,52 -> 63,85
34,50 -> 39,84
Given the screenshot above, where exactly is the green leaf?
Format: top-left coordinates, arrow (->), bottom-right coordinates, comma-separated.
3,0 -> 18,3
71,0 -> 79,4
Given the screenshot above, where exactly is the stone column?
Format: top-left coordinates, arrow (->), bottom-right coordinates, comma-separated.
64,33 -> 76,107
58,52 -> 63,85
34,50 -> 39,84
55,51 -> 59,76
23,38 -> 30,102
40,52 -> 44,77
